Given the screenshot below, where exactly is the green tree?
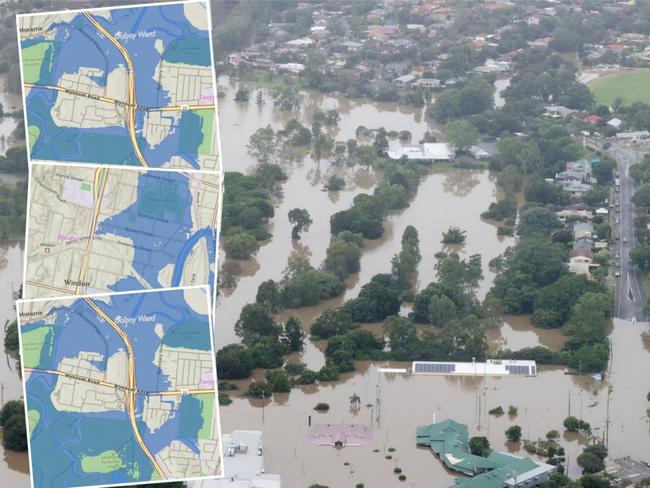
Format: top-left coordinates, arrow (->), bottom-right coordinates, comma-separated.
283,317 -> 305,351
323,231 -> 364,279
234,87 -> 250,102
235,304 -> 281,343
517,207 -> 562,237
288,208 -> 313,240
505,425 -> 522,442
383,316 -> 417,352
496,137 -> 542,172
222,233 -> 259,259
256,280 -> 281,312
633,184 -> 650,208
428,294 -> 457,326
468,436 -> 491,457
631,245 -> 650,272
217,344 -> 254,379
247,125 -> 277,163
441,227 -> 467,244
4,320 -> 18,355
443,120 -> 479,153
311,308 -> 356,339
0,400 -> 26,452
272,85 -> 303,111
265,370 -> 292,393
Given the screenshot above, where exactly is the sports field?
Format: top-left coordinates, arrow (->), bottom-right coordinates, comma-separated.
589,70 -> 650,106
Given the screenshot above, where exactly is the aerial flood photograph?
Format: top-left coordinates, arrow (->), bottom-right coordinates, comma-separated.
0,0 -> 649,488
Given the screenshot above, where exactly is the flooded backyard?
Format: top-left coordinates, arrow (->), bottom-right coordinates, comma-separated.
215,79 -> 650,486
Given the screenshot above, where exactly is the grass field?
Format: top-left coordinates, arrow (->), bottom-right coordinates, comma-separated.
589,70 -> 650,106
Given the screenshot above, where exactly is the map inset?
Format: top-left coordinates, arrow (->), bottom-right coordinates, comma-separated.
18,286 -> 222,488
24,163 -> 220,298
17,1 -> 220,170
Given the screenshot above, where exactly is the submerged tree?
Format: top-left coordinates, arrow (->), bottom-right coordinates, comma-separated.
441,226 -> 467,244
288,208 -> 313,240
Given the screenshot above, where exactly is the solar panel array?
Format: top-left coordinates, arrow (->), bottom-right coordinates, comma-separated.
413,362 -> 456,374
505,364 -> 532,375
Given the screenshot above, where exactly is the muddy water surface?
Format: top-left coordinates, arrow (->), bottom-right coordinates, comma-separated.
0,243 -> 29,485
0,75 -> 21,157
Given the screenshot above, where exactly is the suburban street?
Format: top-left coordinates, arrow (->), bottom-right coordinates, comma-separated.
609,143 -> 646,321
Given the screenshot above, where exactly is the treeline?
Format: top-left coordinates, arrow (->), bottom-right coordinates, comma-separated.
488,238 -> 612,373
0,400 -> 27,452
220,164 -> 286,259
0,146 -> 28,173
0,180 -> 26,241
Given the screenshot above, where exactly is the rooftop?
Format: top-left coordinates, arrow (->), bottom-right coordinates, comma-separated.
417,420 -> 556,488
387,142 -> 454,161
412,359 -> 537,377
190,431 -> 281,488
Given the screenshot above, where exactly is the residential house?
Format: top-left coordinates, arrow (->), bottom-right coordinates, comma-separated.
556,209 -> 593,222
561,181 -> 592,197
616,130 -> 650,141
413,78 -> 441,89
392,74 -> 417,88
569,254 -> 594,275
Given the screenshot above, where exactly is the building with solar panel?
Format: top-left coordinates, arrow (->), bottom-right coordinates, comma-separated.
411,359 -> 537,377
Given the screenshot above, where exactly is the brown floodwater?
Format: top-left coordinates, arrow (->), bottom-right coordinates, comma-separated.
0,242 -> 30,485
0,74 -> 21,157
487,315 -> 567,352
214,81 -> 650,487
220,321 -> 650,487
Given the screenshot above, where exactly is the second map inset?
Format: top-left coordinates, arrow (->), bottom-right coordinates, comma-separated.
25,162 -> 220,298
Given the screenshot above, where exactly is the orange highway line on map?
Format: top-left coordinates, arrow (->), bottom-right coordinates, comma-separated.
82,11 -> 149,168
74,168 -> 109,294
83,297 -> 167,480
25,82 -> 214,113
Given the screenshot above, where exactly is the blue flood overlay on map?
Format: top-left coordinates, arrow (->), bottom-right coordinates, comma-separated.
22,288 -> 213,487
23,1 -> 213,167
95,170 -> 216,294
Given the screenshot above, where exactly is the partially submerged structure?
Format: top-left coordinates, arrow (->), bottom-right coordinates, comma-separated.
386,142 -> 455,162
417,419 -> 556,488
411,359 -> 537,377
308,423 -> 373,447
191,430 -> 281,488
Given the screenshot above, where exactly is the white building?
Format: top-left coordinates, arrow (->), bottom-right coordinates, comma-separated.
387,142 -> 454,162
190,431 -> 281,488
412,359 -> 537,376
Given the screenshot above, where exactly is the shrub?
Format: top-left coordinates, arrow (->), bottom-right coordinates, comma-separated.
314,402 -> 330,412
489,406 -> 504,416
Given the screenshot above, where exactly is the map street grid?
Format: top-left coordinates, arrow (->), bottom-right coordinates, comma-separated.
17,286 -> 223,488
23,162 -> 221,299
14,2 -> 226,488
17,0 -> 223,171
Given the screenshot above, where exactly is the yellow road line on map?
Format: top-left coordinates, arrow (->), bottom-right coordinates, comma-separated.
84,297 -> 167,480
75,168 -> 109,294
82,11 -> 149,167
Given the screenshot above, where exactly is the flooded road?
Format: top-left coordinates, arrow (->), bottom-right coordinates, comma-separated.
0,242 -> 29,485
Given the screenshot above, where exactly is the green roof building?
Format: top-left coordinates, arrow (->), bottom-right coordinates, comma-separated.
417,419 -> 557,488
